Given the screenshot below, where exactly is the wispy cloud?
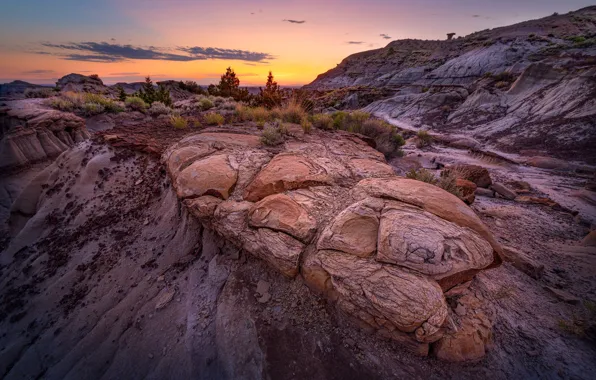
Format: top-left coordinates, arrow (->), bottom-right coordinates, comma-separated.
109,72 -> 140,75
380,34 -> 392,40
346,41 -> 365,45
178,46 -> 274,62
283,19 -> 305,24
21,69 -> 55,74
35,41 -> 275,63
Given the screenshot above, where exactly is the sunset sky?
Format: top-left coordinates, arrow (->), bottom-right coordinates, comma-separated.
0,0 -> 593,86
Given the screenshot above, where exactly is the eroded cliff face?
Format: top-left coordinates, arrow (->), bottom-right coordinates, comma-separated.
306,6 -> 596,162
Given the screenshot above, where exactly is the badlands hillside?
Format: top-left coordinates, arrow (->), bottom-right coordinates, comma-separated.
0,7 -> 595,380
307,6 -> 596,163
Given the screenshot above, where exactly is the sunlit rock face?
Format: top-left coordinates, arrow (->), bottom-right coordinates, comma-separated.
165,130 -> 502,360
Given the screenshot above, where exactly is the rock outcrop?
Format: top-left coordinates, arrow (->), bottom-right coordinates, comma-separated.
56,73 -> 107,93
0,100 -> 89,170
164,129 -> 503,360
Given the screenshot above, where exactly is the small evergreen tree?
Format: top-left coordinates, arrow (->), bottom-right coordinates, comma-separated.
217,67 -> 240,98
155,84 -> 172,107
138,76 -> 156,104
117,85 -> 127,101
259,71 -> 282,109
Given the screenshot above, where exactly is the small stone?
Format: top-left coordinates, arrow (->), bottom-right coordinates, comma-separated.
148,353 -> 154,359
544,287 -> 580,304
144,218 -> 149,225
135,179 -> 144,185
491,183 -> 517,200
257,293 -> 272,303
454,303 -> 467,316
155,288 -> 176,310
157,275 -> 164,282
256,280 -> 270,296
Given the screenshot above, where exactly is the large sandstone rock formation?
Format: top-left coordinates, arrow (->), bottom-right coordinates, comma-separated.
56,73 -> 107,94
0,100 -> 89,170
164,129 -> 503,359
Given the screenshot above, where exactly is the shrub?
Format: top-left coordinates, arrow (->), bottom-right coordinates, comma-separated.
125,96 -> 147,111
332,111 -> 348,129
179,80 -> 206,95
46,97 -> 75,112
148,101 -> 171,116
406,168 -> 438,184
274,99 -> 306,124
416,130 -> 433,148
261,125 -> 284,146
375,132 -> 406,159
117,85 -> 127,101
360,119 -> 392,138
252,107 -> 271,123
406,169 -> 462,197
205,112 -> 225,126
212,96 -> 226,106
82,102 -> 105,116
221,101 -> 237,110
301,117 -> 312,134
170,115 -> 188,129
25,87 -> 54,98
495,81 -> 510,90
198,97 -> 214,110
438,171 -> 462,197
62,91 -> 85,107
492,71 -> 514,82
83,93 -> 123,113
312,113 -> 334,130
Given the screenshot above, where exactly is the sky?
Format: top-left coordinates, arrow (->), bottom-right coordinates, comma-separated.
0,0 -> 593,86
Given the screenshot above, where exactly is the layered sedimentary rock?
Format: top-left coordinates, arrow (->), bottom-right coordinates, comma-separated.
0,101 -> 88,170
164,130 -> 503,360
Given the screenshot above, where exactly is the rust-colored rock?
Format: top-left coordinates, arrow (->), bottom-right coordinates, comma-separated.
244,154 -> 333,202
456,178 -> 477,204
175,154 -> 237,199
248,194 -> 317,243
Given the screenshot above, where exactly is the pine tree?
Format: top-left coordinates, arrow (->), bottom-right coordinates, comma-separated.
139,76 -> 156,104
260,71 -> 282,109
117,85 -> 127,102
217,67 -> 240,98
155,84 -> 172,107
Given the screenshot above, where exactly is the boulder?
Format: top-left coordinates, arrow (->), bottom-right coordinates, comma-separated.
376,201 -> 494,281
501,246 -> 544,279
248,194 -> 317,243
526,156 -> 573,171
456,178 -> 477,204
446,164 -> 492,188
317,198 -> 383,257
582,230 -> 596,247
244,154 -> 333,202
490,183 -> 516,200
175,154 -> 238,199
433,291 -> 493,362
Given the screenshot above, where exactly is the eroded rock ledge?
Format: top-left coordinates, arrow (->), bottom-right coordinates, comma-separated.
164,129 -> 503,360
0,102 -> 89,171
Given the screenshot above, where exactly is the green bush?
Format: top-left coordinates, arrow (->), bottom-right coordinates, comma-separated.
332,111 -> 348,129
125,96 -> 147,111
205,112 -> 225,126
82,102 -> 105,116
416,130 -> 433,148
261,125 -> 284,146
198,97 -> 214,110
170,115 -> 188,129
46,97 -> 75,112
312,113 -> 334,130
